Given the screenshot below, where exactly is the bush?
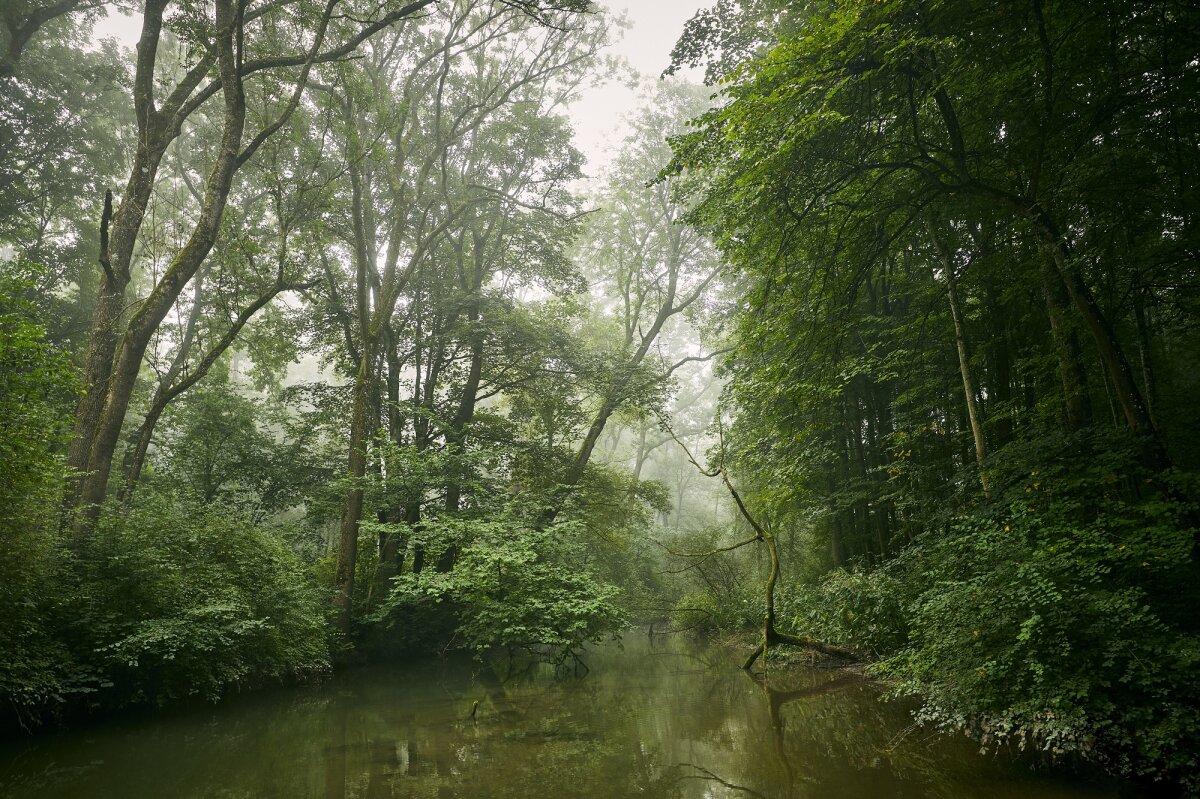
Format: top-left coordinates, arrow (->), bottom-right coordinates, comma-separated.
778,567 -> 910,656
0,267 -> 79,719
879,508 -> 1198,785
75,492 -> 331,706
371,511 -> 627,663
671,585 -> 760,634
872,431 -> 1200,790
748,429 -> 1200,790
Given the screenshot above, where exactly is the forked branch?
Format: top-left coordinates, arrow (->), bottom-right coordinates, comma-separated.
659,413 -> 860,669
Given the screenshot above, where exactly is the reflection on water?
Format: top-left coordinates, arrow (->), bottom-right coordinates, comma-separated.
0,634 -> 1130,798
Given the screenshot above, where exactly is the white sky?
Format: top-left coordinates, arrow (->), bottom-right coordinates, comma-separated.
92,1 -> 707,181
570,1 -> 706,178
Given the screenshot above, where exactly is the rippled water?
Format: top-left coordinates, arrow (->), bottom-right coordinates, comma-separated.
0,634 -> 1131,798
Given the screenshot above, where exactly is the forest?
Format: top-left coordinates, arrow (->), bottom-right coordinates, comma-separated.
1,0 -> 1198,795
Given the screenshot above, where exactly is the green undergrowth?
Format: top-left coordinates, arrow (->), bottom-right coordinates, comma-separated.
2,491 -> 333,731
773,433 -> 1200,792
367,509 -> 628,665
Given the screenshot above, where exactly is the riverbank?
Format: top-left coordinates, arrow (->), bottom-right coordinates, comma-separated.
706,628 -> 1175,798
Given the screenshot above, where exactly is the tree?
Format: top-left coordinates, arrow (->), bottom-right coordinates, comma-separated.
0,266 -> 79,711
665,0 -> 1200,786
0,0 -> 105,79
0,12 -> 128,358
119,122 -> 329,500
671,0 -> 1199,466
64,0 -> 440,527
319,0 -> 608,631
553,80 -> 722,509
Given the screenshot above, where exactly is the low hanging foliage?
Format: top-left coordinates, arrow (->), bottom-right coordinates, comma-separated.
75,491 -> 333,707
768,429 -> 1200,789
370,509 -> 627,663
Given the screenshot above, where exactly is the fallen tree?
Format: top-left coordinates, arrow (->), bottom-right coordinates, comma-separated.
662,417 -> 860,671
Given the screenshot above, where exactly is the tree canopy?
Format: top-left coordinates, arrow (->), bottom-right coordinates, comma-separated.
1,0 -> 1198,792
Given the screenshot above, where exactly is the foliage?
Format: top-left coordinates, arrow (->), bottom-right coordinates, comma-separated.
0,20 -> 129,355
667,0 -> 1200,789
672,587 -> 759,635
873,433 -> 1200,786
0,0 -> 716,740
658,524 -> 756,634
778,568 -> 910,657
760,430 -> 1200,789
76,491 -> 331,707
371,510 -> 627,662
0,266 -> 80,716
150,382 -> 331,515
560,463 -> 673,613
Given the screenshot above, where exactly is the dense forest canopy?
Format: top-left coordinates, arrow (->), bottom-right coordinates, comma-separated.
666,0 -> 1200,788
1,0 -> 1198,792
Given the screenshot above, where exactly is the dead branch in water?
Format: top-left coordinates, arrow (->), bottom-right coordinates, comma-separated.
660,413 -> 861,670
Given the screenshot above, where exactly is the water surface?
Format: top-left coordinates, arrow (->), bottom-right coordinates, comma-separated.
0,634 -> 1129,798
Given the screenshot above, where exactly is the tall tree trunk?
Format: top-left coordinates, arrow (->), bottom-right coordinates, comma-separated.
863,390 -> 889,556
65,1 -> 172,510
845,388 -> 874,551
373,327 -> 407,597
632,424 -> 649,481
928,222 -> 990,497
444,330 -> 483,515
1133,292 -> 1159,428
438,292 -> 484,573
333,343 -> 377,633
830,515 -> 847,567
982,275 -> 1014,445
73,0 -> 247,526
333,121 -> 378,634
1040,258 -> 1093,430
566,397 -> 618,487
1035,217 -> 1162,465
946,270 -> 990,498
554,294 -> 675,508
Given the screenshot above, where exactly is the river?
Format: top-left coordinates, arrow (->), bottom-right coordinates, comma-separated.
0,633 -> 1132,798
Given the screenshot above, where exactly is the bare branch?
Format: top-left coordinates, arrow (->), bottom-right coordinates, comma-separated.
666,346 -> 732,376
652,533 -> 761,574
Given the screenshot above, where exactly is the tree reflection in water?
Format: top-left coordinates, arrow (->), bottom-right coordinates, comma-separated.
1,635 -> 1126,799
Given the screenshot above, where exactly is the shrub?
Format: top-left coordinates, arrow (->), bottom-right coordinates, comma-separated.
76,492 -> 331,706
873,431 -> 1200,789
778,567 -> 910,656
751,429 -> 1200,790
371,511 -> 627,663
0,267 -> 79,719
671,585 -> 760,635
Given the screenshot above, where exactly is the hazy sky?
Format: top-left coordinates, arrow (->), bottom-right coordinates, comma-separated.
573,1 -> 706,178
92,1 -> 708,180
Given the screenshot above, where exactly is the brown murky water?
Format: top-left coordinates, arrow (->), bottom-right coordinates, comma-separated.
0,634 -> 1130,798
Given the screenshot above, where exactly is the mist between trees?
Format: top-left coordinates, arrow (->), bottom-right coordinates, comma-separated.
1,0 -> 1198,792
